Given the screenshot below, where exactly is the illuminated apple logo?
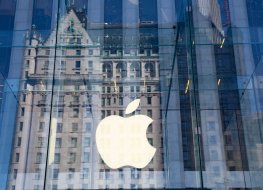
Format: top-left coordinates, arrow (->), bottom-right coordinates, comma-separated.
96,99 -> 156,169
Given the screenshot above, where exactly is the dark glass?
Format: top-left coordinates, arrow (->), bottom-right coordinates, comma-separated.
0,0 -> 263,189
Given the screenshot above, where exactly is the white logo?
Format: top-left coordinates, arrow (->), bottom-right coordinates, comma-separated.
96,99 -> 156,169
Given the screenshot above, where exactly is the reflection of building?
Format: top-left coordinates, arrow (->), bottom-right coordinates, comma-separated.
197,0 -> 223,34
197,0 -> 224,44
7,8 -> 164,190
2,0 -> 263,189
98,44 -> 164,190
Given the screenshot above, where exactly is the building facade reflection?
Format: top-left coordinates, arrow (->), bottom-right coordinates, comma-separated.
0,0 -> 263,189
8,9 -> 164,189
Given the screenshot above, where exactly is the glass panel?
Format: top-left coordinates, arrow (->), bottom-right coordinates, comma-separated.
0,0 -> 263,189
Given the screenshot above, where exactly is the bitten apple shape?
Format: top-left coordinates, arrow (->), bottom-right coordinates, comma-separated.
96,99 -> 156,169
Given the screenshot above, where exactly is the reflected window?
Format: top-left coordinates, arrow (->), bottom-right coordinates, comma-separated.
101,110 -> 105,119
24,71 -> 29,78
118,169 -> 124,179
35,168 -> 41,180
107,110 -> 111,116
57,123 -> 63,133
130,62 -> 141,77
36,152 -> 43,163
145,62 -> 155,77
102,98 -> 105,106
53,169 -> 59,179
40,108 -> 46,117
83,168 -> 89,178
147,86 -> 151,92
119,110 -> 124,116
147,109 -> 152,117
116,62 -> 127,78
131,86 -> 134,92
99,169 -> 104,179
72,95 -> 80,103
69,152 -> 76,163
73,108 -> 79,117
54,153 -> 60,164
75,61 -> 81,69
131,184 -> 136,188
148,124 -> 152,133
68,168 -> 75,179
148,138 -> 153,145
131,168 -> 141,179
85,123 -> 91,132
44,61 -> 49,70
83,152 -> 90,162
107,98 -> 111,105
146,50 -> 151,56
70,137 -> 77,147
105,169 -> 110,179
72,123 -> 78,132
102,62 -> 113,78
76,49 -> 81,55
107,86 -> 111,93
21,107 -> 25,116
119,97 -> 123,105
19,122 -> 23,131
45,50 -> 50,55
60,61 -> 66,70
84,137 -> 90,147
147,97 -> 152,104
39,122 -> 45,132
139,49 -> 144,55
13,169 -> 17,179
148,168 -> 154,178
119,86 -> 123,93
58,108 -> 64,117
22,94 -> 26,102
55,138 -> 61,148
88,61 -> 93,71
88,49 -> 93,55
38,137 -> 44,147
69,37 -> 76,44
15,153 -> 19,162
77,38 -> 81,44
26,60 -> 30,68
17,137 -> 21,147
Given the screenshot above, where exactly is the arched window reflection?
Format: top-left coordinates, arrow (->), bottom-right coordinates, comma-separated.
102,62 -> 113,78
116,62 -> 127,78
145,62 -> 155,77
130,62 -> 141,77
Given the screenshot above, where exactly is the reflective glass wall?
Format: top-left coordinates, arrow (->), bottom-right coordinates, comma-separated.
0,0 -> 263,189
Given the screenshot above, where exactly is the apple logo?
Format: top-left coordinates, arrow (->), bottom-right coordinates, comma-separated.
96,99 -> 156,169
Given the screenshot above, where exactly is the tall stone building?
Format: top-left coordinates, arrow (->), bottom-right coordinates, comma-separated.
7,8 -> 164,190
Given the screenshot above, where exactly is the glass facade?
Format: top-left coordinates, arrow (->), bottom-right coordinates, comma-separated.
0,0 -> 263,189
